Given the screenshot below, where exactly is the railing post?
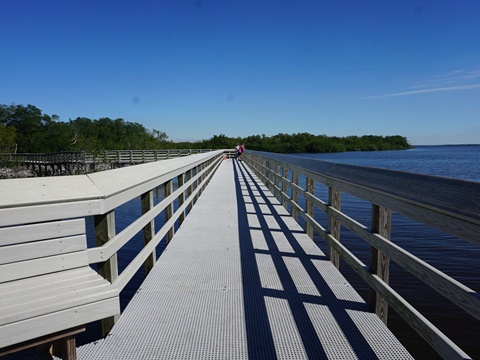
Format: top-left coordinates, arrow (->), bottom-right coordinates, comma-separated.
291,170 -> 299,221
306,177 -> 315,239
201,161 -> 207,192
281,166 -> 288,209
193,165 -> 199,204
141,190 -> 156,275
187,168 -> 193,212
328,187 -> 341,269
274,163 -> 281,198
266,160 -> 273,191
261,159 -> 267,187
265,159 -> 272,186
178,172 -> 186,224
94,210 -> 120,335
197,164 -> 203,197
252,154 -> 257,171
165,179 -> 175,244
369,204 -> 392,324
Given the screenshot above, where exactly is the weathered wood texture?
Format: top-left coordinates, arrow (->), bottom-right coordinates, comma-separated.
244,150 -> 479,360
369,204 -> 392,324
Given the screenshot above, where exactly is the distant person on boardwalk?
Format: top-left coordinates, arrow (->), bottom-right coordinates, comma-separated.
236,144 -> 245,161
234,144 -> 240,159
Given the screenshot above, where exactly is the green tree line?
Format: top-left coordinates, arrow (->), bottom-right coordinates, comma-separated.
0,104 -> 411,154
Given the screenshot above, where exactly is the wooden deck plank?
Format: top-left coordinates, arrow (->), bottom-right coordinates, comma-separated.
78,160 -> 413,359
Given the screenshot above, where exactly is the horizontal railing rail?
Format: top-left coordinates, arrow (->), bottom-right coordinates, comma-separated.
0,149 -> 233,177
0,149 -> 230,340
243,150 -> 480,360
0,151 -> 86,164
84,149 -> 221,164
0,149 -> 222,165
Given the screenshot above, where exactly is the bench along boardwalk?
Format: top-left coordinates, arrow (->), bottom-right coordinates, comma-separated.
1,150 -> 479,359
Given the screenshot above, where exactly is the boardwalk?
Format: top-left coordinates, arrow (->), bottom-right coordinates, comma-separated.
78,159 -> 412,359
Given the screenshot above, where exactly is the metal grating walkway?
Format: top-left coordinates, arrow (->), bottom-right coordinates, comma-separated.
78,160 -> 413,359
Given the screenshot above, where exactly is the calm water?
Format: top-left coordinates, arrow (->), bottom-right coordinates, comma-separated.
296,145 -> 480,182
81,145 -> 480,358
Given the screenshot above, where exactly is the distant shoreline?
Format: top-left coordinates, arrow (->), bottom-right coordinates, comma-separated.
412,144 -> 480,147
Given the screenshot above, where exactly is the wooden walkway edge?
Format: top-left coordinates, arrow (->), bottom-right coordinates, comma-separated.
77,159 -> 413,359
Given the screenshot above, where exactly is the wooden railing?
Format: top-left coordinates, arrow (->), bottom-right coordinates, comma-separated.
0,151 -> 86,165
243,150 -> 480,360
84,149 -> 218,164
0,150 -> 228,348
0,149 -> 218,164
0,150 -> 224,175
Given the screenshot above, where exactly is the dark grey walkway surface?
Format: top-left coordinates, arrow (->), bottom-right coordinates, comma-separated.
78,160 -> 412,359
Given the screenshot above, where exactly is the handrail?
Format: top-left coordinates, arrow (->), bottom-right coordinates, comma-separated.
243,150 -> 480,360
0,149 -> 226,177
0,149 -> 217,164
0,149 -> 228,336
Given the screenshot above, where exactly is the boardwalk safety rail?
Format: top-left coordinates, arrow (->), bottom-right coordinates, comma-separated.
0,149 -> 220,176
243,150 -> 480,360
0,150 -> 227,359
83,149 -> 217,164
0,152 -> 86,176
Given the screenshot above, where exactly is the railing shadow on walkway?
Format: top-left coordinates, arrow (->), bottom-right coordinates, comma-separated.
233,161 -> 382,359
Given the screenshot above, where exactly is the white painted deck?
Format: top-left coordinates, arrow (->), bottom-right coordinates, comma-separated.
78,159 -> 412,359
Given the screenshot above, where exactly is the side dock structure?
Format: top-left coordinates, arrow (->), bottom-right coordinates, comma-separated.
0,149 -> 216,176
0,150 -> 479,359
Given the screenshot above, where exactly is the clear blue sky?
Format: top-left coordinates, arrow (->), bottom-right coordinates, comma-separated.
2,1 -> 480,145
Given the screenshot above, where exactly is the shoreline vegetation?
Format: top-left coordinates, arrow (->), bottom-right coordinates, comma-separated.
1,104 -> 412,155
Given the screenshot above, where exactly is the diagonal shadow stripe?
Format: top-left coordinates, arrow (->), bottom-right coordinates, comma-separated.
233,162 -> 277,359
234,160 -> 380,359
